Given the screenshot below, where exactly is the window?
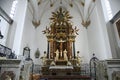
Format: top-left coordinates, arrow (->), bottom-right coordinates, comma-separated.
0,16 -> 9,45
104,0 -> 113,20
10,0 -> 18,19
0,0 -> 18,45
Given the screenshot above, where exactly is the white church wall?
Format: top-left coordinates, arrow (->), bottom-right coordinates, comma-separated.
96,0 -> 112,59
87,8 -> 107,60
100,0 -> 120,58
106,16 -> 120,58
113,18 -> 120,58
9,0 -> 28,56
0,0 -> 14,15
0,0 -> 28,56
20,3 -> 42,64
108,0 -> 120,58
109,0 -> 120,17
87,0 -> 112,60
0,16 -> 9,45
69,4 -> 90,63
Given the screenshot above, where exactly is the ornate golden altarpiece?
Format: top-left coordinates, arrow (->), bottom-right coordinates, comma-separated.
41,7 -> 80,75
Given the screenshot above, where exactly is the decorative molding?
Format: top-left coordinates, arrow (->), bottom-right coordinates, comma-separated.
81,20 -> 91,28
97,59 -> 120,80
32,20 -> 40,28
0,59 -> 21,65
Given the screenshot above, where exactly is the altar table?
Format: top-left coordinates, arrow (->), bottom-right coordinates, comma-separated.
49,66 -> 73,75
49,66 -> 73,69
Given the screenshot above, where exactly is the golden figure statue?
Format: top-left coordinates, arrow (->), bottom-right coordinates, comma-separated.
41,51 -> 47,65
76,51 -> 81,66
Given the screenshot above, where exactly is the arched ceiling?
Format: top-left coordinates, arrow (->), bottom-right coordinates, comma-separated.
28,0 -> 96,28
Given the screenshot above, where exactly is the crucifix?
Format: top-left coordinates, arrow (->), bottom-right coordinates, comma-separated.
58,38 -> 66,58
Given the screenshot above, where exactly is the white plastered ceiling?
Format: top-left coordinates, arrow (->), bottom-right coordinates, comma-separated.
28,0 -> 96,28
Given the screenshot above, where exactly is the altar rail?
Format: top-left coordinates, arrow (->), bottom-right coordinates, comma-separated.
40,75 -> 91,80
0,44 -> 16,59
32,63 -> 90,75
30,64 -> 90,80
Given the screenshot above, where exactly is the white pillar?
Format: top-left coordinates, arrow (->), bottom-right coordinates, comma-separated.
7,0 -> 28,55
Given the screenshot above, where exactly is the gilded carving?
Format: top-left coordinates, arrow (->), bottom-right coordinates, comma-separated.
43,7 -> 79,61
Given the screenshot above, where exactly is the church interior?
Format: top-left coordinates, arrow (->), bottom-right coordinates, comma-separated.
0,0 -> 120,80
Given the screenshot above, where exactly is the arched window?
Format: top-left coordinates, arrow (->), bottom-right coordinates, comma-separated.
0,0 -> 18,45
10,0 -> 18,19
104,0 -> 113,20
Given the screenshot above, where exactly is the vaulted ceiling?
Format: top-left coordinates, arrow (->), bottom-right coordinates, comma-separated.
28,0 -> 96,28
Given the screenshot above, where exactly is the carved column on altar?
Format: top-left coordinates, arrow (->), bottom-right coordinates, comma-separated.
68,40 -> 72,59
46,34 -> 54,59
73,41 -> 76,58
47,41 -> 49,59
68,34 -> 76,59
50,40 -> 54,59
